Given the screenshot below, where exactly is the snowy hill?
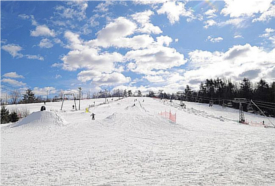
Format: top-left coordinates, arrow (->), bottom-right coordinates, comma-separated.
1,97 -> 275,185
12,111 -> 67,128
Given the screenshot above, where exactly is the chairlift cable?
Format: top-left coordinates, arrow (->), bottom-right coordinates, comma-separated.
252,100 -> 275,105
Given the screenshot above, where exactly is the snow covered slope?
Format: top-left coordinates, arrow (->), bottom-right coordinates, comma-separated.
1,97 -> 275,185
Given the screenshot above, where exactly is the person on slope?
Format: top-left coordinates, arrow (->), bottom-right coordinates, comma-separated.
91,113 -> 95,120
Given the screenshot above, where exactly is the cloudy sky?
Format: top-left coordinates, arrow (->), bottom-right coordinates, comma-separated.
1,0 -> 275,97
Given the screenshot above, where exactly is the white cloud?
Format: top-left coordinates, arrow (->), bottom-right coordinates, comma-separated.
39,38 -> 54,48
125,45 -> 187,74
269,36 -> 275,45
93,72 -> 131,86
55,75 -> 62,79
204,9 -> 217,19
186,44 -> 275,87
207,36 -> 223,43
204,19 -> 217,29
30,15 -> 38,26
221,0 -> 273,18
18,14 -> 30,19
132,10 -> 162,34
77,70 -> 130,86
61,48 -> 123,72
218,18 -> 247,28
33,87 -> 57,96
204,18 -> 246,29
87,17 -> 155,49
64,31 -> 84,50
77,70 -> 102,82
26,55 -> 44,61
260,28 -> 275,38
55,1 -> 88,21
2,43 -> 44,60
31,25 -> 55,37
157,1 -> 195,24
3,72 -> 24,79
2,78 -> 26,87
144,75 -> 165,83
253,4 -> 275,22
2,44 -> 23,58
234,35 -> 243,39
175,38 -> 179,42
133,0 -> 167,5
156,35 -> 173,46
94,1 -> 113,12
260,28 -> 275,45
89,14 -> 100,27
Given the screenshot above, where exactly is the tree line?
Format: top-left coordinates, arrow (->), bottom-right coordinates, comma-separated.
158,78 -> 275,117
2,78 -> 274,116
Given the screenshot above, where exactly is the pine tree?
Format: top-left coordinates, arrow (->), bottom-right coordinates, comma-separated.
9,111 -> 19,123
128,90 -> 132,97
240,78 -> 252,99
124,89 -> 127,97
1,106 -> 10,124
185,85 -> 191,101
137,90 -> 142,97
255,79 -> 269,101
22,89 -> 36,103
148,91 -> 155,97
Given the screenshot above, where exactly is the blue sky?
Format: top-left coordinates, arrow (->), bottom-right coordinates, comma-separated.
1,0 -> 275,98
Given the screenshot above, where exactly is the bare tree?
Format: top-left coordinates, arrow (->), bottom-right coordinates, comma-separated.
87,91 -> 91,99
10,90 -> 21,104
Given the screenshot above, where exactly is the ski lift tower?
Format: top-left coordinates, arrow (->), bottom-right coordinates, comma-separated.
233,98 -> 247,123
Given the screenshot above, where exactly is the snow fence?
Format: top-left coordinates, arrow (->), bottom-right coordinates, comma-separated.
158,111 -> 176,123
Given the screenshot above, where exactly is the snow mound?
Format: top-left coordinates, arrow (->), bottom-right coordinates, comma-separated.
13,111 -> 67,127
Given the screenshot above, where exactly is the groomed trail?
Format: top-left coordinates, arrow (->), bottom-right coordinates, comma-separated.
1,97 -> 275,186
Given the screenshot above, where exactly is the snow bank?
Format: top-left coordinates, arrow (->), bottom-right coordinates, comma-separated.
12,111 -> 67,127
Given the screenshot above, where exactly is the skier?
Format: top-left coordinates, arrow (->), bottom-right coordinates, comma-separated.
72,105 -> 75,110
91,113 -> 95,120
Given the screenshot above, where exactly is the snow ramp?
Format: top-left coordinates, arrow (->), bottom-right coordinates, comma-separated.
12,111 -> 67,128
102,102 -> 177,134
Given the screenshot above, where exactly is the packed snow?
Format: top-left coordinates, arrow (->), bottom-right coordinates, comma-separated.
1,97 -> 275,185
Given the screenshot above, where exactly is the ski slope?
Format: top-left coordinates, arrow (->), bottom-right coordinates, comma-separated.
1,97 -> 275,185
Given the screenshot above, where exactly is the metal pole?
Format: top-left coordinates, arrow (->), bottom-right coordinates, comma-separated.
105,89 -> 107,103
61,95 -> 65,110
79,87 -> 81,110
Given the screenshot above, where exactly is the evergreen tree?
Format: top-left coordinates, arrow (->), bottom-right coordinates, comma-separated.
271,82 -> 275,103
124,89 -> 127,97
185,85 -> 191,101
128,90 -> 132,97
227,80 -> 235,99
22,89 -> 36,103
1,106 -> 10,124
137,90 -> 142,97
239,78 -> 252,99
9,111 -> 19,123
255,79 -> 269,101
148,91 -> 155,97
